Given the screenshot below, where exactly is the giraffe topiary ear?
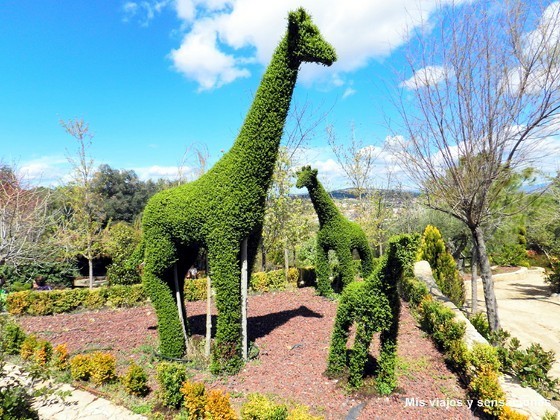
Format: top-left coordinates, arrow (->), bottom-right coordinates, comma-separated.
311,169 -> 318,177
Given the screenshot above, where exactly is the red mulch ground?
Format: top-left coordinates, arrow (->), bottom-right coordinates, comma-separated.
18,287 -> 478,419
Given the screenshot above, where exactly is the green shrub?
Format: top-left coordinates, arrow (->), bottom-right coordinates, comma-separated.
469,312 -> 491,340
52,343 -> 70,370
286,405 -> 322,420
0,260 -> 78,291
206,389 -> 237,420
19,334 -> 39,361
121,363 -> 150,397
104,222 -> 142,286
0,381 -> 39,420
400,276 -> 429,307
241,393 -> 288,420
468,342 -> 501,372
89,352 -> 117,385
6,285 -> 148,316
106,284 -> 146,308
546,260 -> 560,293
180,381 -> 206,418
70,354 -> 92,381
0,319 -> 27,355
33,339 -> 53,367
418,297 -> 466,352
156,361 -> 189,409
184,278 -> 208,301
468,366 -> 505,417
418,225 -> 465,307
250,268 -> 298,293
5,291 -> 31,315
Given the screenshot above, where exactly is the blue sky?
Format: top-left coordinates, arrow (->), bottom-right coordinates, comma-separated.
2,0 -> 559,190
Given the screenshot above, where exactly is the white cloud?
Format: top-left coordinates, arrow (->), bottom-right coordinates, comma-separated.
170,18 -> 251,91
19,156 -> 69,186
342,87 -> 356,99
400,65 -> 453,89
122,0 -> 171,25
163,0 -> 472,90
134,165 -> 181,180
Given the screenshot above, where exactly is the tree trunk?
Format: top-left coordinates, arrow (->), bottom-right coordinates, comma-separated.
471,249 -> 478,315
88,258 -> 94,289
471,226 -> 500,331
284,245 -> 290,283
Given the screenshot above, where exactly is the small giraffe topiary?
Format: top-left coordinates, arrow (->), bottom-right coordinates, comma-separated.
295,166 -> 374,296
140,9 -> 336,374
326,234 -> 420,391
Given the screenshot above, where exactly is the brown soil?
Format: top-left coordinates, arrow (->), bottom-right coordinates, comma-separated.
18,287 -> 477,419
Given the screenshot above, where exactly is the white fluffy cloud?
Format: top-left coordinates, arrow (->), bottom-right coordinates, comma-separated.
163,0 -> 470,90
400,65 -> 454,89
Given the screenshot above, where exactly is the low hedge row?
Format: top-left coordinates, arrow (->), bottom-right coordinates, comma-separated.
6,284 -> 148,316
400,275 -> 523,419
6,268 -> 305,316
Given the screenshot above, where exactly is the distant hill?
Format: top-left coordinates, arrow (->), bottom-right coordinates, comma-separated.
294,188 -> 420,206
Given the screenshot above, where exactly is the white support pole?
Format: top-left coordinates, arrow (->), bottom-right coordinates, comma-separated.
205,274 -> 212,358
241,237 -> 248,361
174,263 -> 189,348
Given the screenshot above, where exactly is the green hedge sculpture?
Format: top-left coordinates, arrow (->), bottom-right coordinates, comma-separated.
326,234 -> 420,391
140,9 -> 336,373
295,166 -> 373,296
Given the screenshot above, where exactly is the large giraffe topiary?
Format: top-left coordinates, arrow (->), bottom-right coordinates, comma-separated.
326,234 -> 420,391
295,166 -> 374,296
140,9 -> 336,374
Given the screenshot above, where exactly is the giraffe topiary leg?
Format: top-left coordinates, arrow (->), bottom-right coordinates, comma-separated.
143,234 -> 186,358
337,247 -> 355,290
326,281 -> 360,376
207,235 -> 243,375
353,234 -> 374,279
348,321 -> 375,389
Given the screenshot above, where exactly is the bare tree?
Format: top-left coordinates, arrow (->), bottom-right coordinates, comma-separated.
391,0 -> 560,331
0,165 -> 53,267
59,119 -> 104,288
327,124 -> 393,254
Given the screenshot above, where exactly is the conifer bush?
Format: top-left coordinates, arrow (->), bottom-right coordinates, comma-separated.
0,319 -> 26,355
156,361 -> 189,408
418,225 -> 465,307
52,343 -> 70,370
121,363 -> 150,397
205,389 -> 237,420
89,352 -> 117,385
70,354 -> 92,381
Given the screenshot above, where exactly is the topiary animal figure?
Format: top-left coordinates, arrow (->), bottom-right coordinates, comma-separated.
295,166 -> 373,296
140,8 -> 336,374
326,234 -> 420,391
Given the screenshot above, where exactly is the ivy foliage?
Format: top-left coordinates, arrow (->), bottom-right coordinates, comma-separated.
326,234 -> 420,391
140,9 -> 336,373
418,225 -> 465,307
295,166 -> 374,296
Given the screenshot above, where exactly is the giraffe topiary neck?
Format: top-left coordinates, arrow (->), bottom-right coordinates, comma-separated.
229,35 -> 299,190
306,178 -> 342,228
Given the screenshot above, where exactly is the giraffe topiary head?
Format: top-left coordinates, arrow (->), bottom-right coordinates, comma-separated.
296,165 -> 319,189
288,8 -> 337,67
